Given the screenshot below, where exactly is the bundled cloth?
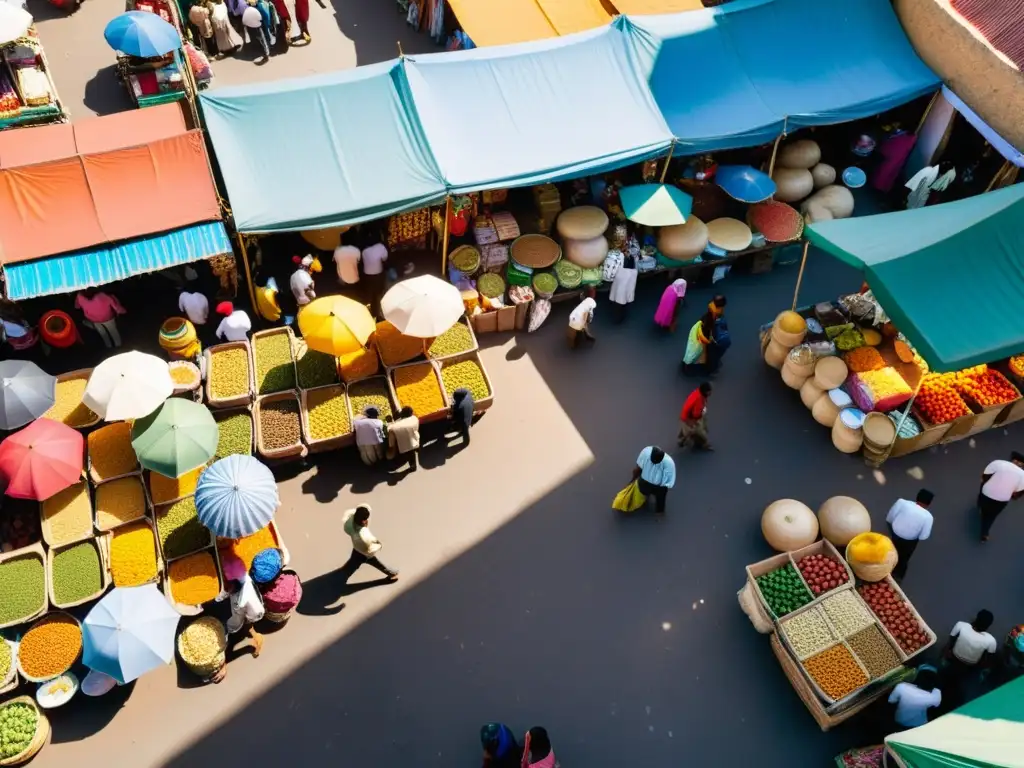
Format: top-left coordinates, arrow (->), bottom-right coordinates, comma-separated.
159,317 -> 201,360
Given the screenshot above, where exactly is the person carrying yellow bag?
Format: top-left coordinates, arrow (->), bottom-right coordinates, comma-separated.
612,479 -> 646,513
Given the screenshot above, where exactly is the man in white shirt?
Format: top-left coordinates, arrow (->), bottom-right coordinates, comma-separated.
885,489 -> 933,582
888,669 -> 941,728
567,291 -> 597,349
333,238 -> 361,286
360,235 -> 389,316
978,452 -> 1024,541
214,301 -> 251,342
178,289 -> 209,326
632,445 -> 675,515
290,255 -> 319,308
946,610 -> 997,703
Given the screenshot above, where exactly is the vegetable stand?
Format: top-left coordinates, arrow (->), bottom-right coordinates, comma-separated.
0,30 -> 68,131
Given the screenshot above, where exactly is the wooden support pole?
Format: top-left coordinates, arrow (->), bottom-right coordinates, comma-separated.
440,197 -> 452,275
659,140 -> 676,184
236,233 -> 259,315
791,240 -> 810,311
767,117 -> 789,179
914,90 -> 940,135
985,160 -> 1013,193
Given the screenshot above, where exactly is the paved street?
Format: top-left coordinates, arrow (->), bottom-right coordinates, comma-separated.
29,250 -> 1024,767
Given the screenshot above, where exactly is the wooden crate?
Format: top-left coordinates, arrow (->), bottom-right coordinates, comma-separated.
964,404 -> 1006,437
995,397 -> 1024,427
46,534 -> 111,610
424,316 -> 479,362
0,543 -> 48,630
43,367 -> 100,429
435,351 -> 495,414
253,391 -> 306,460
205,341 -> 255,408
163,545 -> 225,617
888,419 -> 951,458
212,406 -> 255,460
95,475 -> 152,532
40,480 -> 94,547
107,517 -> 164,589
154,496 -> 214,563
388,360 -> 450,424
857,576 -> 937,664
300,384 -> 354,453
251,326 -> 299,396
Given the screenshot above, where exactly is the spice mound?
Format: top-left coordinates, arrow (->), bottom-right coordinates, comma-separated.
262,571 -> 302,613
19,613 -> 82,681
51,539 -> 103,605
219,525 -> 277,570
254,332 -> 296,395
178,616 -> 226,666
427,323 -> 473,359
44,375 -> 98,428
0,553 -> 46,625
802,643 -> 868,700
296,347 -> 338,389
393,364 -> 445,417
149,468 -> 201,507
0,700 -> 38,760
110,521 -> 159,587
347,378 -> 392,420
258,398 -> 301,451
306,386 -> 351,441
95,476 -> 147,530
440,358 -> 490,402
89,422 -> 138,481
168,550 -> 220,606
209,347 -> 250,400
215,413 -> 252,459
376,321 -> 428,367
41,481 -> 92,545
156,497 -> 211,560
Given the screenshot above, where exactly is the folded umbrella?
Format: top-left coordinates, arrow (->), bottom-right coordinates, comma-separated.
620,184 -> 692,227
83,351 -> 173,421
0,360 -> 55,430
195,454 -> 278,538
83,585 -> 181,684
0,418 -> 83,501
297,295 -> 375,357
381,275 -> 464,338
131,399 -> 217,478
104,11 -> 180,57
715,165 -> 777,204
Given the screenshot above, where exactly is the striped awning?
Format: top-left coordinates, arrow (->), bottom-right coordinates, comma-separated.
4,222 -> 231,301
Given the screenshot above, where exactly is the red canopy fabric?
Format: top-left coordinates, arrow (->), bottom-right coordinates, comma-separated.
0,104 -> 221,265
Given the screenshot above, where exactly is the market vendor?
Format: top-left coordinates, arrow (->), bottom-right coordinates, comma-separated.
223,575 -> 264,658
214,301 -> 252,342
290,255 -> 320,309
353,406 -> 386,466
567,289 -> 597,349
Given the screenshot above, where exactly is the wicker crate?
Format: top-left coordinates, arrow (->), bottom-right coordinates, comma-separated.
163,545 -> 225,617
86,423 -> 141,487
17,613 -> 83,682
254,391 -> 306,460
94,475 -> 152,532
0,543 -> 48,630
46,534 -> 111,610
436,350 -> 495,414
154,496 -> 214,563
40,480 -> 94,547
217,518 -> 291,570
42,367 -> 100,429
388,360 -> 450,424
251,326 -> 299,396
787,539 -> 855,605
424,316 -> 479,362
300,384 -> 354,453
205,341 -> 255,408
0,695 -> 50,765
212,406 -> 255,460
108,517 -> 164,588
857,576 -> 937,664
0,639 -> 18,695
346,376 -> 398,422
796,638 -> 872,707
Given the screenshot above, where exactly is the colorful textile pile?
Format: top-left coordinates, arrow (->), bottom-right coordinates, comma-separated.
847,368 -> 913,413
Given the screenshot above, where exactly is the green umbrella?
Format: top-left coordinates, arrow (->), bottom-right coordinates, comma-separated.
619,183 -> 693,226
130,399 -> 217,478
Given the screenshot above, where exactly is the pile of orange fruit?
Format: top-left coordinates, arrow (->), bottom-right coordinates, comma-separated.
943,365 -> 1020,409
915,374 -> 972,425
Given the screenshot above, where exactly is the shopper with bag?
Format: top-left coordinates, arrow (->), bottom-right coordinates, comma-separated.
631,445 -> 675,515
678,382 -> 713,451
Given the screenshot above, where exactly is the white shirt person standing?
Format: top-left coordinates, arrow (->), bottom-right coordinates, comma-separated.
214,301 -> 251,342
333,239 -> 361,286
178,290 -> 209,326
978,451 -> 1024,541
885,488 -> 933,582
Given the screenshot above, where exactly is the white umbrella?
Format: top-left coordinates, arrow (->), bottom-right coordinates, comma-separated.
381,275 -> 465,338
83,351 -> 173,421
0,2 -> 31,45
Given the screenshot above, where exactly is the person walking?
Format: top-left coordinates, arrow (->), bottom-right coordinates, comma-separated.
449,388 -> 474,446
209,0 -> 242,56
682,296 -> 726,376
387,405 -> 420,471
75,288 -> 126,348
480,723 -> 519,768
632,445 -> 675,515
341,505 -> 398,580
888,668 -> 941,729
885,489 -> 934,581
678,382 -> 713,451
653,278 -> 687,332
567,290 -> 597,349
218,571 -> 265,659
521,727 -> 560,768
977,452 -> 1024,541
242,0 -> 270,63
353,406 -> 386,466
608,254 -> 637,323
944,610 -> 998,703
293,0 -> 310,42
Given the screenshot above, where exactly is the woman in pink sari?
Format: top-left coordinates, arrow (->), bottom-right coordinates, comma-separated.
522,727 -> 559,768
653,279 -> 687,332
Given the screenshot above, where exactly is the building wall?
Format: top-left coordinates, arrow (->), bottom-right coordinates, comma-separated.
895,0 -> 1024,152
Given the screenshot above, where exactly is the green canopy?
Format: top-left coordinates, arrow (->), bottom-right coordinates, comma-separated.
886,677 -> 1024,768
805,184 -> 1024,372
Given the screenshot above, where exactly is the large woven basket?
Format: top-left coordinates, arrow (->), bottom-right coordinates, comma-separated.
509,234 -> 560,269
177,617 -> 228,679
845,545 -> 897,582
0,697 -> 50,766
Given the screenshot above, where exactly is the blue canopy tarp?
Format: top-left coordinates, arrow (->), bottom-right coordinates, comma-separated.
805,185 -> 1024,372
200,62 -> 446,233
5,222 -> 231,301
405,25 -> 673,193
625,0 -> 939,153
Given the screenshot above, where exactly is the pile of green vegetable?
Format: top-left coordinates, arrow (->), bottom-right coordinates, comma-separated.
156,497 -> 211,560
0,641 -> 11,681
348,379 -> 393,421
0,701 -> 38,759
477,273 -> 505,299
755,563 -> 813,617
51,540 -> 103,605
254,333 -> 296,394
296,347 -> 338,389
215,413 -> 253,459
532,272 -> 558,295
554,260 -> 582,289
0,554 -> 45,626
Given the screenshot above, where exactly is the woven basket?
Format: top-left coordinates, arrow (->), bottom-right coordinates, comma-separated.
845,545 -> 898,583
177,618 -> 228,679
509,234 -> 560,269
264,607 -> 296,624
448,245 -> 481,276
168,360 -> 202,395
0,697 -> 50,766
17,613 -> 82,683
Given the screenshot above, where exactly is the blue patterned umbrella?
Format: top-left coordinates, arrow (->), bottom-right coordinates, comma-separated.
715,165 -> 777,203
195,455 -> 278,538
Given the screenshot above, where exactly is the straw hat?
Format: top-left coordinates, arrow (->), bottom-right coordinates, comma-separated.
556,206 -> 609,240
658,216 -> 708,260
706,218 -> 752,252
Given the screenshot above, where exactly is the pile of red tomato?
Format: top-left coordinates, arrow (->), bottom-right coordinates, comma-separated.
796,553 -> 849,596
858,582 -> 929,654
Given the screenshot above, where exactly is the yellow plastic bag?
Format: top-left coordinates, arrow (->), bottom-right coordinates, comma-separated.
612,481 -> 646,513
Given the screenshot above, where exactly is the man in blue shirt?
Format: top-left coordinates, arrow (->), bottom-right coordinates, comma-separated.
632,445 -> 675,514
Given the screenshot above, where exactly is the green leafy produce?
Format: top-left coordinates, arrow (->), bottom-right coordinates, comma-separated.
209,347 -> 250,400
254,332 -> 296,395
348,379 -> 393,421
532,272 -> 557,294
0,641 -> 10,680
306,386 -> 351,441
215,413 -> 253,459
51,540 -> 103,605
427,323 -> 474,359
477,273 -> 505,299
450,246 -> 480,274
156,497 -> 211,561
295,347 -> 338,389
755,563 -> 813,617
554,260 -> 582,289
0,701 -> 38,759
0,554 -> 45,625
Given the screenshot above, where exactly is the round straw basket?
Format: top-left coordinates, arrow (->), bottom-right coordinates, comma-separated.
17,613 -> 82,683
0,697 -> 49,767
263,607 -> 296,625
509,235 -> 561,269
177,618 -> 228,679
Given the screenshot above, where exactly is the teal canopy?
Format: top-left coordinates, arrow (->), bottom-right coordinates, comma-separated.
886,676 -> 1024,768
805,185 -> 1024,372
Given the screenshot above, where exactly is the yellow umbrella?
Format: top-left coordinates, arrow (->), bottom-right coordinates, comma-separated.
298,295 -> 375,356
300,227 -> 350,251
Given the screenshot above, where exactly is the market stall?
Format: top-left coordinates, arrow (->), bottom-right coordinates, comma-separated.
738,498 -> 935,731
758,184 -> 1024,464
0,28 -> 67,130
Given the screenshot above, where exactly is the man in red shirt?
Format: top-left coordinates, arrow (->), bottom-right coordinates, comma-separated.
678,382 -> 712,451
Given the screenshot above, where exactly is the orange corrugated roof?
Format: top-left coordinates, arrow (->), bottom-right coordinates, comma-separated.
0,105 -> 221,265
951,0 -> 1024,69
445,0 -> 559,46
536,0 -> 613,35
610,0 -> 702,15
